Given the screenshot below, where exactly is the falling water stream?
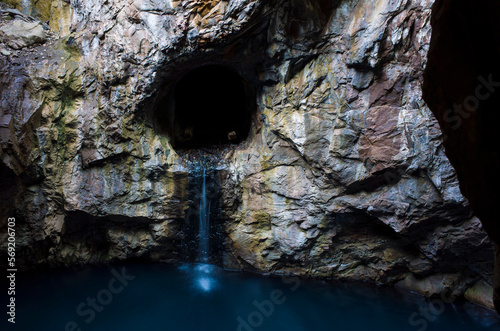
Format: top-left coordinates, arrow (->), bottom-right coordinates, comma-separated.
21,0 -> 31,14
193,161 -> 216,292
198,166 -> 211,263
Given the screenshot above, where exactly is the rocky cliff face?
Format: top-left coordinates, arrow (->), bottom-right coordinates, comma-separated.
0,0 -> 494,307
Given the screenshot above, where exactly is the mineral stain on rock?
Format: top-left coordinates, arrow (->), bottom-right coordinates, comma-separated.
0,0 -> 495,310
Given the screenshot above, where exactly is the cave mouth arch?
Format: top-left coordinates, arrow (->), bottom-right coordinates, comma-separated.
164,65 -> 255,149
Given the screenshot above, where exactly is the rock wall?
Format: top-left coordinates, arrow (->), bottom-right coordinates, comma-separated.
0,0 -> 494,307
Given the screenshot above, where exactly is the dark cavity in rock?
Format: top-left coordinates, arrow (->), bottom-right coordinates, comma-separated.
156,65 -> 256,149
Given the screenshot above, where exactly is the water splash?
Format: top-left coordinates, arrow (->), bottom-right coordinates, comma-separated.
194,264 -> 217,292
178,263 -> 218,293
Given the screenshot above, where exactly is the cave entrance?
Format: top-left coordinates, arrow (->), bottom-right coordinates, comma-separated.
169,65 -> 254,149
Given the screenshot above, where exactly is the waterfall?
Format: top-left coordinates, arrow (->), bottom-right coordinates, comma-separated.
198,166 -> 211,263
192,163 -> 216,292
178,151 -> 227,293
21,0 -> 31,15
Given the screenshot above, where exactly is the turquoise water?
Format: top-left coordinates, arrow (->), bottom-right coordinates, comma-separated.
10,263 -> 500,331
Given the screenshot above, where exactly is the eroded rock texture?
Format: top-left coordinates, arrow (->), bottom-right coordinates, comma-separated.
0,0 -> 494,307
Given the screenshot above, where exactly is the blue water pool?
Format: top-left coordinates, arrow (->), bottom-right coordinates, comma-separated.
9,263 -> 500,331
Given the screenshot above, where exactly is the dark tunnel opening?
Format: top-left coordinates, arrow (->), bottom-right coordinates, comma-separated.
164,65 -> 255,149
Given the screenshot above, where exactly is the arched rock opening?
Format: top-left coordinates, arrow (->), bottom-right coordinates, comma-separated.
157,65 -> 256,149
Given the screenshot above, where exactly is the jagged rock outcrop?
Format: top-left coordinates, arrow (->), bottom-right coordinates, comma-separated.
0,0 -> 495,308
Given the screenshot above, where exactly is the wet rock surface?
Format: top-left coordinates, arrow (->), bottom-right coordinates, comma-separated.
0,0 -> 494,307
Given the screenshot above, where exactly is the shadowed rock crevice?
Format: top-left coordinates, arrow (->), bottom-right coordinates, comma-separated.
157,65 -> 256,149
50,211 -> 182,265
423,0 -> 500,311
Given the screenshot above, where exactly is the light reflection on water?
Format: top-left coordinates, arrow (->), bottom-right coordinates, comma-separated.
180,263 -> 218,293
